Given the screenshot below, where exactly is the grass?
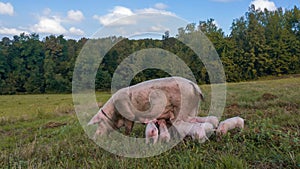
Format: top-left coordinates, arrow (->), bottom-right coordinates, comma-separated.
0,77 -> 299,168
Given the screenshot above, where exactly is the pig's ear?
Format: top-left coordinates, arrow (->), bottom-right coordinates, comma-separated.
200,93 -> 204,102
88,113 -> 102,125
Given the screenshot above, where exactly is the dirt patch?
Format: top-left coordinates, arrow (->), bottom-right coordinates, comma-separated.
226,103 -> 239,109
44,121 -> 67,128
224,103 -> 241,116
259,93 -> 278,101
277,101 -> 299,112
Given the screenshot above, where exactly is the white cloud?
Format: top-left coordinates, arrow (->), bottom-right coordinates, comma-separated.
31,16 -> 67,34
93,6 -> 134,26
136,8 -> 176,16
0,27 -> 28,35
30,9 -> 86,36
250,0 -> 277,11
93,6 -> 176,26
0,2 -> 14,16
0,7 -> 86,39
154,3 -> 168,10
67,10 -> 84,22
69,27 -> 84,35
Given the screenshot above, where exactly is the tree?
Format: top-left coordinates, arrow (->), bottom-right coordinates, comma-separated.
43,35 -> 69,93
162,30 -> 170,40
23,33 -> 45,93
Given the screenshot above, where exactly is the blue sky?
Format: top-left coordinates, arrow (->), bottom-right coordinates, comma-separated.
0,0 -> 299,39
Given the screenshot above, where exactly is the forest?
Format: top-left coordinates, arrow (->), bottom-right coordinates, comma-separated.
0,5 -> 299,94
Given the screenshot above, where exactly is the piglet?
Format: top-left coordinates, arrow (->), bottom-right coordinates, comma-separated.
189,116 -> 219,128
158,119 -> 171,143
216,116 -> 244,135
190,122 -> 214,143
145,120 -> 159,144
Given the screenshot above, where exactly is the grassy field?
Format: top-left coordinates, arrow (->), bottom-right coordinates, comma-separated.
0,77 -> 299,168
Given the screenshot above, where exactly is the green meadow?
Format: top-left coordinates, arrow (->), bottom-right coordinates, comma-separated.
0,77 -> 299,168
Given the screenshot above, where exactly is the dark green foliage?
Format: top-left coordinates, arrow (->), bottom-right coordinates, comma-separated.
0,6 -> 300,94
0,34 -> 87,94
226,5 -> 300,80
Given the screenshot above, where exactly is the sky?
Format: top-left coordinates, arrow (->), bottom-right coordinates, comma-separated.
0,0 -> 299,39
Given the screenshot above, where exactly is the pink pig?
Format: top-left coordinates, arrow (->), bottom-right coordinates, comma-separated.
145,120 -> 159,144
216,117 -> 244,135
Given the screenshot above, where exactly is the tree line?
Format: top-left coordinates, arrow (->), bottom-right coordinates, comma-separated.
0,5 -> 299,94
